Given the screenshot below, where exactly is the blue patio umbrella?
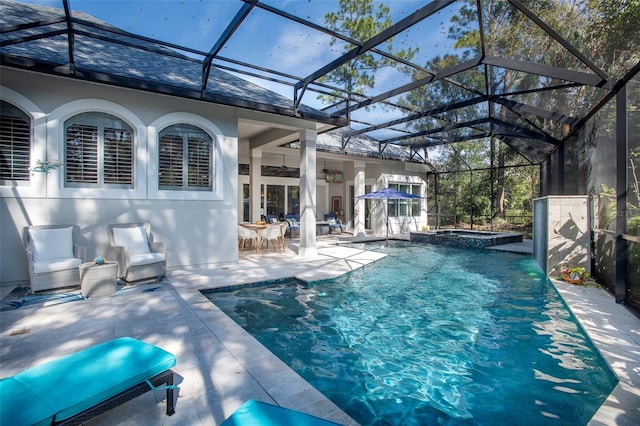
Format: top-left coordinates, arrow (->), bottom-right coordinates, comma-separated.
357,187 -> 424,245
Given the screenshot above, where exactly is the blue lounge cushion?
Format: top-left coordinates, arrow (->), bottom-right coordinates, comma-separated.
0,377 -> 54,426
221,399 -> 341,426
0,337 -> 176,424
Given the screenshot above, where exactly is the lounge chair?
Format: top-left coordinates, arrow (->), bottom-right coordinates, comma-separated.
222,400 -> 341,426
107,223 -> 166,283
22,224 -> 86,293
0,337 -> 177,425
323,213 -> 346,234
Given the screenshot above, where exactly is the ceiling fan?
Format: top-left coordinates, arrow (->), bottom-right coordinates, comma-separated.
322,158 -> 328,174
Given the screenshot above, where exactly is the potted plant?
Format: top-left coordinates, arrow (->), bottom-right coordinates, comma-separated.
554,263 -> 590,285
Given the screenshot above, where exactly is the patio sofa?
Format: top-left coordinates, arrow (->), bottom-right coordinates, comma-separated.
0,337 -> 176,425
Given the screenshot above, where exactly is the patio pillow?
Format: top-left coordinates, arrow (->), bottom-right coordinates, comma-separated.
112,226 -> 150,255
29,227 -> 74,261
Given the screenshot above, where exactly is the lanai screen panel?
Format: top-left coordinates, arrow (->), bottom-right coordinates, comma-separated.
1,0 -> 638,162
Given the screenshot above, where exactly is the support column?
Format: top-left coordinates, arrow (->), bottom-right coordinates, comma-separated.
299,129 -> 317,258
250,149 -> 262,223
615,86 -> 628,304
353,160 -> 366,237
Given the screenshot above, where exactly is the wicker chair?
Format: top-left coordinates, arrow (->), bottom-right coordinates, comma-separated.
107,223 -> 166,283
278,222 -> 289,250
238,225 -> 259,253
23,225 -> 86,293
259,225 -> 283,253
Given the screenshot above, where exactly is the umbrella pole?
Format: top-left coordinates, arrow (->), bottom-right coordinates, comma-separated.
385,199 -> 389,246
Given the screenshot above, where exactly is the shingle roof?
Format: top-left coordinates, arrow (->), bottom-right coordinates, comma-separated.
0,0 -> 327,119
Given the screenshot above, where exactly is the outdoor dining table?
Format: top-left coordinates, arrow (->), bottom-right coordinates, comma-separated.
240,223 -> 267,232
240,223 -> 282,252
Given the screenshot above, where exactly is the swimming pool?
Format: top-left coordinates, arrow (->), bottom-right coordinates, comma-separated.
205,242 -> 617,425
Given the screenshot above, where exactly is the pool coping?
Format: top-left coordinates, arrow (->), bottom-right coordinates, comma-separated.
548,277 -> 640,425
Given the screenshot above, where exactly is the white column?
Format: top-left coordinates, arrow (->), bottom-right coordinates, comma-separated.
299,129 -> 317,258
250,149 -> 262,222
354,160 -> 366,237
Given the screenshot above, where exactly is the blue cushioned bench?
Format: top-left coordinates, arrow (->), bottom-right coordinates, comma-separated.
0,337 -> 176,426
222,399 -> 342,426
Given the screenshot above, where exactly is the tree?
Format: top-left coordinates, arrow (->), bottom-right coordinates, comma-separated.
318,0 -> 417,105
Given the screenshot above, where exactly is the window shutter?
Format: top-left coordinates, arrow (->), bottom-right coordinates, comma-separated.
0,115 -> 30,182
66,124 -> 98,183
103,127 -> 133,184
158,124 -> 213,191
159,134 -> 184,188
187,136 -> 211,188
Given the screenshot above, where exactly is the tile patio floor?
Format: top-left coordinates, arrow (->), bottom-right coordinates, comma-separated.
0,237 -> 638,425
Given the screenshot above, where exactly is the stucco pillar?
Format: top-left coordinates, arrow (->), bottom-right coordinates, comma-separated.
250,148 -> 262,222
353,160 -> 366,237
299,129 -> 317,258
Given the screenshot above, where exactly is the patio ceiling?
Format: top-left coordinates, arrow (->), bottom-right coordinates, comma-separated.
1,0 -> 638,165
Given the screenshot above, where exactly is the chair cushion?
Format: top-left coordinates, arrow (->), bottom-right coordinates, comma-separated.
9,337 -> 176,422
33,257 -> 82,274
129,252 -> 165,267
113,226 -> 150,255
29,227 -> 74,261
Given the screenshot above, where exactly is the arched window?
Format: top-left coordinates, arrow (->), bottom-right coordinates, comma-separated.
0,100 -> 31,184
64,112 -> 133,188
158,123 -> 213,191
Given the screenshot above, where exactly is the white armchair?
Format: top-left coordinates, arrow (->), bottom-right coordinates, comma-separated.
23,225 -> 86,293
107,223 -> 166,283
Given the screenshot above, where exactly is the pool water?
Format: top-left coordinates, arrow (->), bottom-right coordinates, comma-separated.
206,242 -> 617,425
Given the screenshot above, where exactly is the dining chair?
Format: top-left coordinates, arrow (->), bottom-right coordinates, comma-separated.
238,224 -> 259,253
259,225 -> 283,253
278,222 -> 289,251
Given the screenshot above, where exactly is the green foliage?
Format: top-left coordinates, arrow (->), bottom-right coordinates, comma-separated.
318,0 -> 417,104
31,159 -> 63,174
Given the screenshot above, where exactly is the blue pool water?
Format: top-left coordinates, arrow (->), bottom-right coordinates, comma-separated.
206,242 -> 617,425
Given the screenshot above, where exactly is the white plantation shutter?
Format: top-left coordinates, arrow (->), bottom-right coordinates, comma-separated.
159,124 -> 212,191
64,113 -> 133,188
66,123 -> 98,184
187,136 -> 211,188
0,101 -> 31,183
104,127 -> 132,184
158,134 -> 184,188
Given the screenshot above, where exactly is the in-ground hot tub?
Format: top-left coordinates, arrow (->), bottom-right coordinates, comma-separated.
410,229 -> 523,249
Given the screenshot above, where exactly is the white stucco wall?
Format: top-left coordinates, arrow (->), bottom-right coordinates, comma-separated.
1,69 -> 239,283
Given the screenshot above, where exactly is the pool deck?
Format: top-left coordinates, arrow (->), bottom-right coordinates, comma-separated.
0,236 -> 638,425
